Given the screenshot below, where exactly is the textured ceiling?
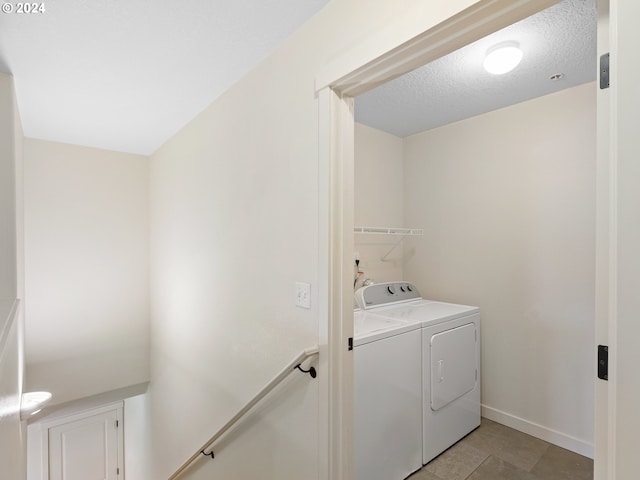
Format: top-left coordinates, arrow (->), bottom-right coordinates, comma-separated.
0,0 -> 329,155
355,0 -> 597,138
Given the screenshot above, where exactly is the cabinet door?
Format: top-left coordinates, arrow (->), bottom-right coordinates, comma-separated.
49,408 -> 121,480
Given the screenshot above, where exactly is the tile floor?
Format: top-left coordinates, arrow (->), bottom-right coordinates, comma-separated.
408,418 -> 593,480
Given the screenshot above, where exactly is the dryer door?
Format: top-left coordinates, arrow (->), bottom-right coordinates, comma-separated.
430,323 -> 477,411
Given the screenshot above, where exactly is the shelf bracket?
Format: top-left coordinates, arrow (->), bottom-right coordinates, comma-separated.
380,235 -> 406,262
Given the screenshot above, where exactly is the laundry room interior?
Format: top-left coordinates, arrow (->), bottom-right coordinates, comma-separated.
352,0 -> 596,461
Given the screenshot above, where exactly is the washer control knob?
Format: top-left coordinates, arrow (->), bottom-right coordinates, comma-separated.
400,286 -> 406,292
387,285 -> 395,295
407,285 -> 413,291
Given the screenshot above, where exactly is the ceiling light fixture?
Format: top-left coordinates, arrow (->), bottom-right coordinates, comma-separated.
21,391 -> 52,419
483,42 -> 523,75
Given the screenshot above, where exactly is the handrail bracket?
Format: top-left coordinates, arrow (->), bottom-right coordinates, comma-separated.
295,363 -> 317,378
200,450 -> 214,460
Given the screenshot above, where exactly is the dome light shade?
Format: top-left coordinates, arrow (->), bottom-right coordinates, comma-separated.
483,42 -> 523,75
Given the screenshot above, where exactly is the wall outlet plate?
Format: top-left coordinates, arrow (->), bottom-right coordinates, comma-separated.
295,282 -> 311,309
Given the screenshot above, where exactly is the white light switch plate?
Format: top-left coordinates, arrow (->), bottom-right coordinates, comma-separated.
295,282 -> 311,309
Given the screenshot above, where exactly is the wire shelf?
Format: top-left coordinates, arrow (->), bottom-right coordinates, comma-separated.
353,226 -> 423,235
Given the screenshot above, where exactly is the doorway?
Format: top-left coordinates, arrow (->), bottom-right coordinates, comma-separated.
316,0 -> 611,478
353,0 -> 596,457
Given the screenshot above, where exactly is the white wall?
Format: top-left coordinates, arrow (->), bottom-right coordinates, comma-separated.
354,123 -> 404,286
148,51 -> 321,480
0,71 -> 26,480
146,0 -> 479,478
402,82 -> 596,455
0,72 -> 18,330
23,139 -> 150,405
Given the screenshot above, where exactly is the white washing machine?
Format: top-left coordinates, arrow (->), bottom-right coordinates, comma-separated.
353,303 -> 422,480
355,282 -> 481,465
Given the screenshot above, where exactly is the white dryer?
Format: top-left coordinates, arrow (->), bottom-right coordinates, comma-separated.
355,282 -> 481,465
353,303 -> 422,480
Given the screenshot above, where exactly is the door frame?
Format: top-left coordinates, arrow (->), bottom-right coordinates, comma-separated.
315,0 -> 614,478
595,1 -> 609,479
606,0 -> 640,477
36,402 -> 124,480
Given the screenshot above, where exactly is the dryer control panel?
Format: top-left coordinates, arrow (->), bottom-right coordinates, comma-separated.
355,281 -> 421,309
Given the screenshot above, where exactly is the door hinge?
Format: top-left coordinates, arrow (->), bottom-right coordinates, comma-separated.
598,345 -> 608,381
600,53 -> 610,89
348,337 -> 353,351
117,467 -> 120,475
116,419 -> 119,428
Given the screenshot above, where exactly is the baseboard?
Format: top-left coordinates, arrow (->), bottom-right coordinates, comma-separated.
481,404 -> 594,459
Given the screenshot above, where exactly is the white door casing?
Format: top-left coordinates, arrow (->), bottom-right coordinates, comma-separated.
608,0 -> 640,477
315,1 -> 633,478
594,0 -> 609,478
318,86 -> 355,480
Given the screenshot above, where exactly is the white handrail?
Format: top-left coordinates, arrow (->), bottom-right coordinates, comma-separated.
168,346 -> 319,480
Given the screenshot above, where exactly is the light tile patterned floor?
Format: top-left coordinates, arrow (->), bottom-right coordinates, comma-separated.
407,418 -> 593,480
